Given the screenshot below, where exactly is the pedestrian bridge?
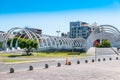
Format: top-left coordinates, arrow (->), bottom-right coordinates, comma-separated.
2,27 -> 85,52
85,25 -> 120,50
1,24 -> 120,52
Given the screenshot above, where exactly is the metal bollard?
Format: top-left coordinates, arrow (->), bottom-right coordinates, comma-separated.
29,65 -> 33,71
77,60 -> 80,64
10,68 -> 14,73
92,59 -> 94,62
109,58 -> 112,60
103,58 -> 105,61
57,62 -> 61,67
45,64 -> 49,68
85,60 -> 88,63
68,62 -> 71,65
116,57 -> 118,60
98,59 -> 100,62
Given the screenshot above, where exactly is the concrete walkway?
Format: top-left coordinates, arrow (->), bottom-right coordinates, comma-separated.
1,60 -> 120,80
0,55 -> 119,73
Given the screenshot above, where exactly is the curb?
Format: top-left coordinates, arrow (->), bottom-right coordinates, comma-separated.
4,60 -> 55,64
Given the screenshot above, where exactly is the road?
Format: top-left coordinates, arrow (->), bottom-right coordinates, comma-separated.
0,54 -> 119,73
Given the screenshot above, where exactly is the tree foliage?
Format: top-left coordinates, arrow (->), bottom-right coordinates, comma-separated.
7,39 -> 11,48
0,42 -> 3,48
18,38 -> 38,55
95,39 -> 111,48
7,37 -> 38,55
7,37 -> 18,48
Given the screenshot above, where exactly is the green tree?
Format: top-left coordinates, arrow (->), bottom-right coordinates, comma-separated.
102,39 -> 111,47
13,37 -> 18,47
7,38 -> 12,48
96,39 -> 111,48
18,38 -> 38,55
7,37 -> 18,48
0,42 -> 3,49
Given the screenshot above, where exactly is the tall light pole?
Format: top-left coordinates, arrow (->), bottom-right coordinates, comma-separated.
56,30 -> 60,53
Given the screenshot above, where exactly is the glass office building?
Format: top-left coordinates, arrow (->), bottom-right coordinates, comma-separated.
70,21 -> 91,39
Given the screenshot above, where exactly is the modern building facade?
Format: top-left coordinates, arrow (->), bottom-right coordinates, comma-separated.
0,31 -> 5,42
70,21 -> 91,39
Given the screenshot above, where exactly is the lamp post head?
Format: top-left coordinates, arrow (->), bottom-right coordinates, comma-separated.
56,31 -> 60,33
56,30 -> 61,37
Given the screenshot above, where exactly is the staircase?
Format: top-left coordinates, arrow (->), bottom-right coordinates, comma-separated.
95,48 -> 118,55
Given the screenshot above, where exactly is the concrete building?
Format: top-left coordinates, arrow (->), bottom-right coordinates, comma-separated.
0,31 -> 5,42
61,32 -> 70,38
70,21 -> 91,39
25,27 -> 42,34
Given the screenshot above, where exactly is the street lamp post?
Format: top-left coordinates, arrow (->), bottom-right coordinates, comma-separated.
56,30 -> 60,53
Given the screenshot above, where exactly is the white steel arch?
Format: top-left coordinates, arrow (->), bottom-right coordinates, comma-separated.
85,25 -> 120,50
2,27 -> 86,51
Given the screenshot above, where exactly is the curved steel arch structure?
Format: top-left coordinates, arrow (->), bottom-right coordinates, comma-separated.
38,34 -> 85,51
100,25 -> 120,33
3,24 -> 120,52
2,27 -> 85,51
99,25 -> 120,38
2,27 -> 34,50
85,25 -> 120,50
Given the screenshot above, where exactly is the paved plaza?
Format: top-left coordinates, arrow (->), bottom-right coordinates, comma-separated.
1,59 -> 120,80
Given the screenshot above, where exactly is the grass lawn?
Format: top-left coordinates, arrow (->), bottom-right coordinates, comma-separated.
0,52 -> 88,63
2,59 -> 26,63
0,53 -> 21,57
33,52 -> 87,58
0,52 -> 87,58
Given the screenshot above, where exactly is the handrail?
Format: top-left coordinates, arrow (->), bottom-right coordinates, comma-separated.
111,47 -> 119,55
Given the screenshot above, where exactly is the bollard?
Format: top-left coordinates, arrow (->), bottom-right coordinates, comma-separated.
65,58 -> 68,65
45,64 -> 49,68
98,59 -> 100,62
10,68 -> 14,73
109,58 -> 112,60
57,62 -> 61,67
103,58 -> 105,61
116,57 -> 118,60
29,65 -> 33,71
77,60 -> 80,64
85,60 -> 88,63
92,59 -> 94,62
68,62 -> 71,65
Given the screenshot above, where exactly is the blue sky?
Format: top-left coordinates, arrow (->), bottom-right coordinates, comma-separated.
0,0 -> 117,14
0,0 -> 120,35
